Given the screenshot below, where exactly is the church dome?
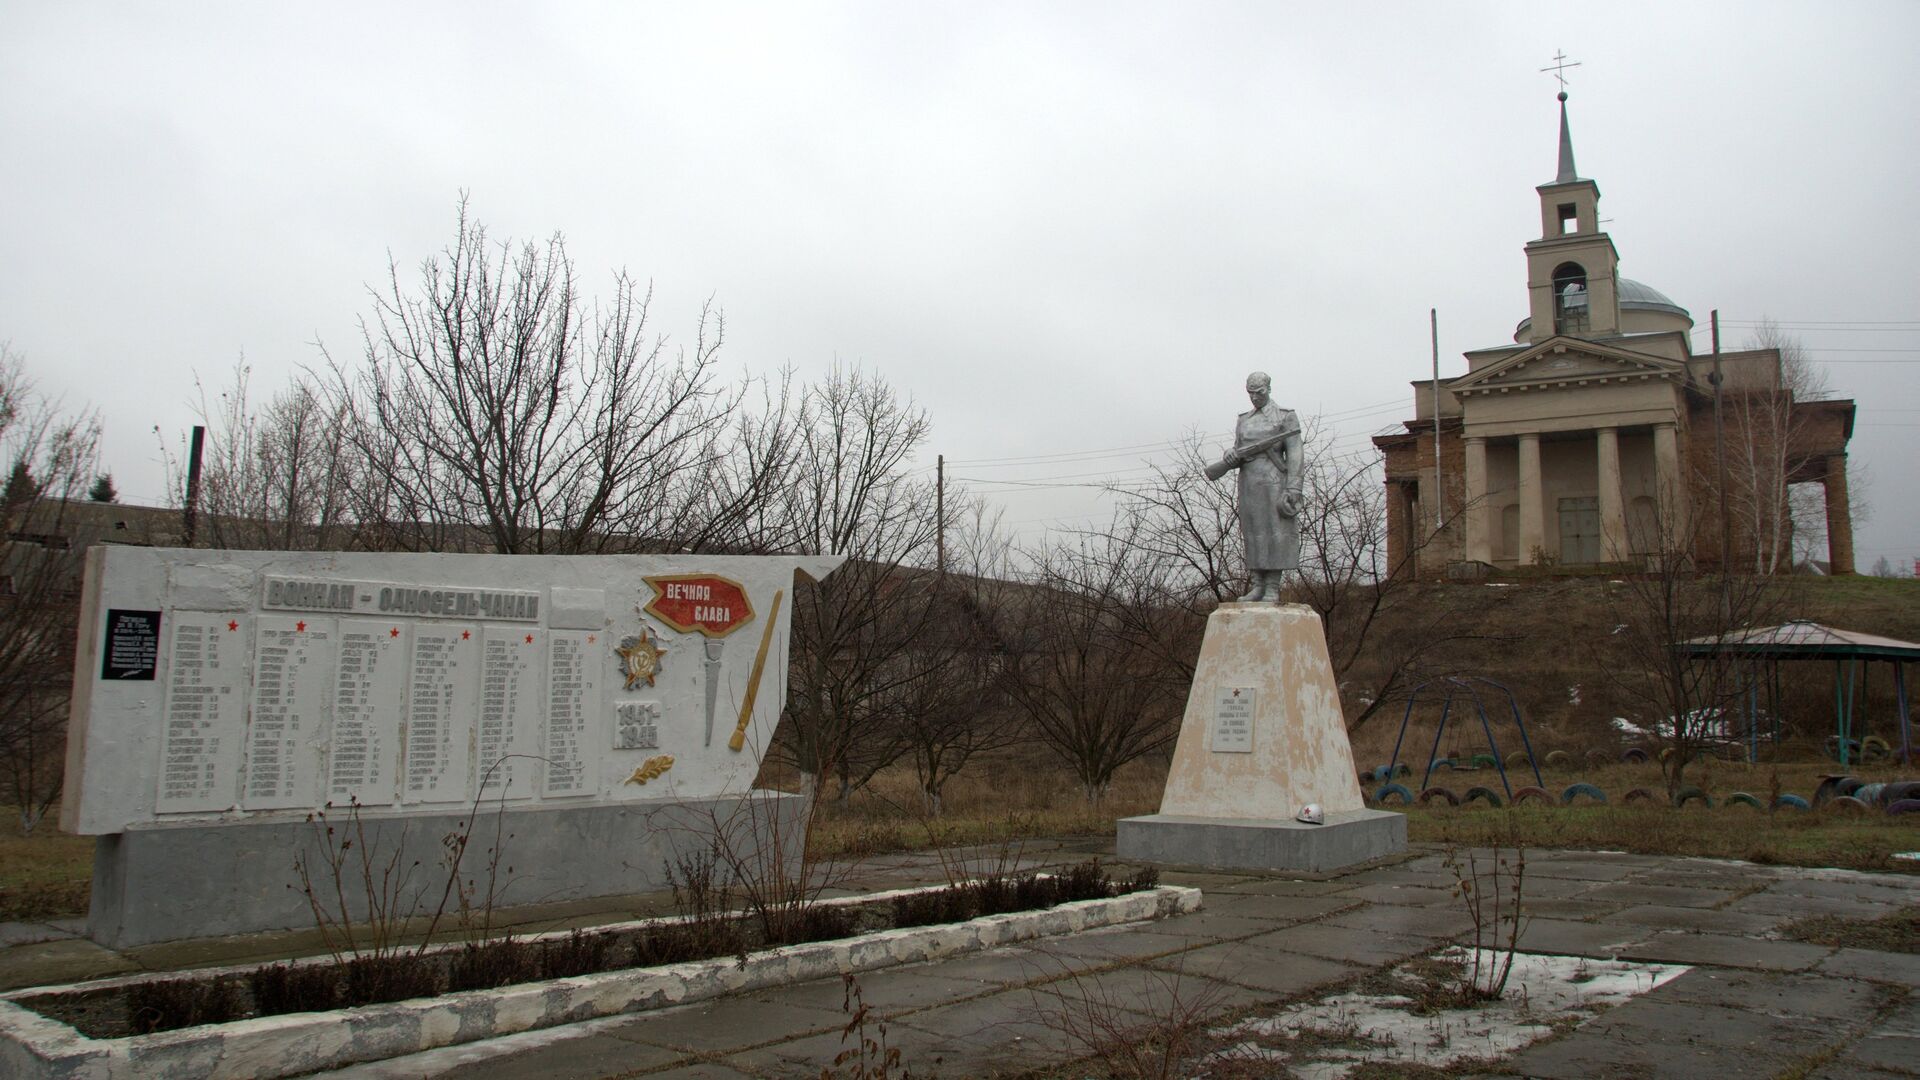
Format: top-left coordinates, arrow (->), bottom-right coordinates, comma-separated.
1616,278 -> 1689,318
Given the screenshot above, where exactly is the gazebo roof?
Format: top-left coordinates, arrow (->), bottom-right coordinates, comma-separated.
1677,620 -> 1920,662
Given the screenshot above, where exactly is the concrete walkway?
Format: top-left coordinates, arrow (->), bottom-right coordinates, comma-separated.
4,840 -> 1917,1079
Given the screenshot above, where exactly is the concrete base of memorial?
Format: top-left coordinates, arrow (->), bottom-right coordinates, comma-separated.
1117,809 -> 1405,873
1118,602 -> 1404,872
86,791 -> 805,948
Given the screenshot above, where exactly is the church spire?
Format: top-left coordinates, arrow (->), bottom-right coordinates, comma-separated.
1555,91 -> 1579,183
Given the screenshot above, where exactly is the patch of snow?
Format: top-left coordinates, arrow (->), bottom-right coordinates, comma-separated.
1210,950 -> 1688,1079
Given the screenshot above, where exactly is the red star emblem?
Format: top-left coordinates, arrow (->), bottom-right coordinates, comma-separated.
227,620 -> 238,632
295,621 -> 307,632
461,630 -> 471,640
389,627 -> 400,638
587,634 -> 597,644
524,633 -> 534,644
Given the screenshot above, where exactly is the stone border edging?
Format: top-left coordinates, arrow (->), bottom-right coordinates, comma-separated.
0,884 -> 1200,1080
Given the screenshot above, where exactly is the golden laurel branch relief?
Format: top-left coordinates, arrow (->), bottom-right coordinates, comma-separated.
622,755 -> 675,786
615,627 -> 666,690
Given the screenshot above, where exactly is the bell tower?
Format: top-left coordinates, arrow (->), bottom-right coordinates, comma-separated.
1522,87 -> 1621,343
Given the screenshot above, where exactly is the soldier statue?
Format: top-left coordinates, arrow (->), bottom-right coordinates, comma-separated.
1205,371 -> 1304,602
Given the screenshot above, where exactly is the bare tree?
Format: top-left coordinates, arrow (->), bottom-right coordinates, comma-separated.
777,366 -> 944,800
164,360 -> 358,550
1005,518 -> 1185,802
327,198 -> 762,554
1721,320 -> 1830,574
0,347 -> 101,831
1600,496 -> 1792,794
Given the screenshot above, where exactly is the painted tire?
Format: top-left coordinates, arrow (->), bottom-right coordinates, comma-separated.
1418,786 -> 1461,807
1862,736 -> 1891,761
1472,754 -> 1498,769
1673,786 -> 1713,809
1585,749 -> 1612,768
1511,786 -> 1554,806
1621,747 -> 1650,764
1505,751 -> 1532,769
1813,776 -> 1861,806
1826,737 -> 1862,762
1723,792 -> 1763,809
1887,799 -> 1920,816
1431,759 -> 1456,772
1545,750 -> 1572,769
1463,785 -> 1504,808
1562,782 -> 1607,806
1622,787 -> 1657,804
1881,781 -> 1920,804
1773,793 -> 1810,811
1373,783 -> 1414,806
1854,783 -> 1887,806
1834,777 -> 1866,798
1824,795 -> 1872,813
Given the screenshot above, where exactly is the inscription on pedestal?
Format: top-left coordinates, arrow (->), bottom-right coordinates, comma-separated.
542,631 -> 598,797
478,628 -> 542,799
1211,686 -> 1255,753
156,614 -> 248,812
328,620 -> 407,806
405,627 -> 478,803
243,617 -> 334,809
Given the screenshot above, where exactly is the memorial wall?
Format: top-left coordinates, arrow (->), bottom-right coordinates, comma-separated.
62,548 -> 840,836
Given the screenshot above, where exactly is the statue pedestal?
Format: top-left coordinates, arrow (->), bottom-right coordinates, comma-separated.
1117,603 -> 1404,872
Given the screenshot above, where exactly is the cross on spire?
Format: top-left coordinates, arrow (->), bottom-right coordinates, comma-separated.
1541,50 -> 1581,100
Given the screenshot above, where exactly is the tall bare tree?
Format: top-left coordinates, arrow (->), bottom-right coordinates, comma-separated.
0,347 -> 101,831
1721,319 -> 1830,574
327,199 -> 761,554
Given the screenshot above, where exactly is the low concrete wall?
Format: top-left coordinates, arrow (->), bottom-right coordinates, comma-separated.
88,792 -> 806,948
1118,808 -> 1406,873
3,884 -> 1202,1080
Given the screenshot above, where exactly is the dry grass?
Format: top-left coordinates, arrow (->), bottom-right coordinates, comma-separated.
0,811 -> 94,921
1779,906 -> 1920,953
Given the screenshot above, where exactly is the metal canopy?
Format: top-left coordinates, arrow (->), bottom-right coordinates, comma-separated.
1677,620 -> 1920,663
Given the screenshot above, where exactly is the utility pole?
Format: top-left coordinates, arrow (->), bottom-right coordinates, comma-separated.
1711,310 -> 1731,620
1431,309 -> 1444,529
935,453 -> 945,578
183,425 -> 206,547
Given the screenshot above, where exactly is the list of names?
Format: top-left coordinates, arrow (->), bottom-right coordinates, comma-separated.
328,620 -> 407,806
404,628 -> 478,803
542,631 -> 598,796
243,617 -> 335,809
477,628 -> 542,800
155,614 -> 249,812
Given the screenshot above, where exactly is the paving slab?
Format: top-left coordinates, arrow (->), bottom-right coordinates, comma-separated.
1507,917 -> 1648,957
724,1024 -> 958,1079
1841,1032 -> 1920,1074
1726,891 -> 1908,920
0,938 -> 140,991
1522,859 -> 1651,883
605,996 -> 845,1053
1578,881 -> 1742,909
1197,892 -> 1361,923
1501,999 -> 1841,1080
1317,902 -> 1475,940
1601,904 -> 1783,935
1331,883 -> 1459,908
1206,876 -> 1359,897
1815,946 -> 1920,986
1335,866 -> 1455,888
0,922 -> 78,947
1127,908 -> 1292,942
429,1033 -> 687,1080
1245,923 -> 1434,966
1618,930 -> 1833,972
643,1063 -> 764,1080
1016,925 -> 1194,966
727,966 -> 1003,1020
1808,1065 -> 1914,1080
889,988 -> 1081,1060
1520,897 -> 1625,920
1025,962 -> 1268,1021
1759,876 -> 1920,904
1153,940 -> 1361,998
1644,968 -> 1886,1021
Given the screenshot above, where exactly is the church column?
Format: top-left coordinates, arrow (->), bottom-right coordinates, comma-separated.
1595,426 -> 1626,561
1652,422 -> 1681,549
1824,453 -> 1856,575
1517,433 -> 1545,564
1463,436 -> 1491,564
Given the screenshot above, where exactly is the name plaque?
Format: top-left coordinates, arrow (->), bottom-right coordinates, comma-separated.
1211,686 -> 1255,753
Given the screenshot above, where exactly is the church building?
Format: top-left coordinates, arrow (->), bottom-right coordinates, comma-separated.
1373,93 -> 1856,579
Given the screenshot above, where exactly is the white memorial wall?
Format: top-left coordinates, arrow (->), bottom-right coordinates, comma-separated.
62,548 -> 839,836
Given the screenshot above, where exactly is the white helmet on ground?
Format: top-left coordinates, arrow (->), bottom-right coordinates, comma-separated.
1295,803 -> 1324,825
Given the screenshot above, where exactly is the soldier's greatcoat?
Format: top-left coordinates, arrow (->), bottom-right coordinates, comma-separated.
1234,402 -> 1303,571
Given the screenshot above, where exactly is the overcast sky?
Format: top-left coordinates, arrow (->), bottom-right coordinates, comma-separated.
4,2 -> 1915,569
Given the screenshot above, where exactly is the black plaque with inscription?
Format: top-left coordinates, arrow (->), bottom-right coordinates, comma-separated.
102,609 -> 162,680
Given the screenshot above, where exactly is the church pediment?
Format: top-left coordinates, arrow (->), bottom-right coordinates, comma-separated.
1448,337 -> 1687,396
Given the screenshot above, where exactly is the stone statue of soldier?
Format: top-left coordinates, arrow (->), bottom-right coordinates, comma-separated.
1205,371 -> 1304,602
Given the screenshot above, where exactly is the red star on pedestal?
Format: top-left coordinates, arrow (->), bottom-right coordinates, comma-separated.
587,634 -> 597,644
389,627 -> 400,638
524,633 -> 534,644
461,630 -> 471,640
227,620 -> 238,632
295,621 -> 307,632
